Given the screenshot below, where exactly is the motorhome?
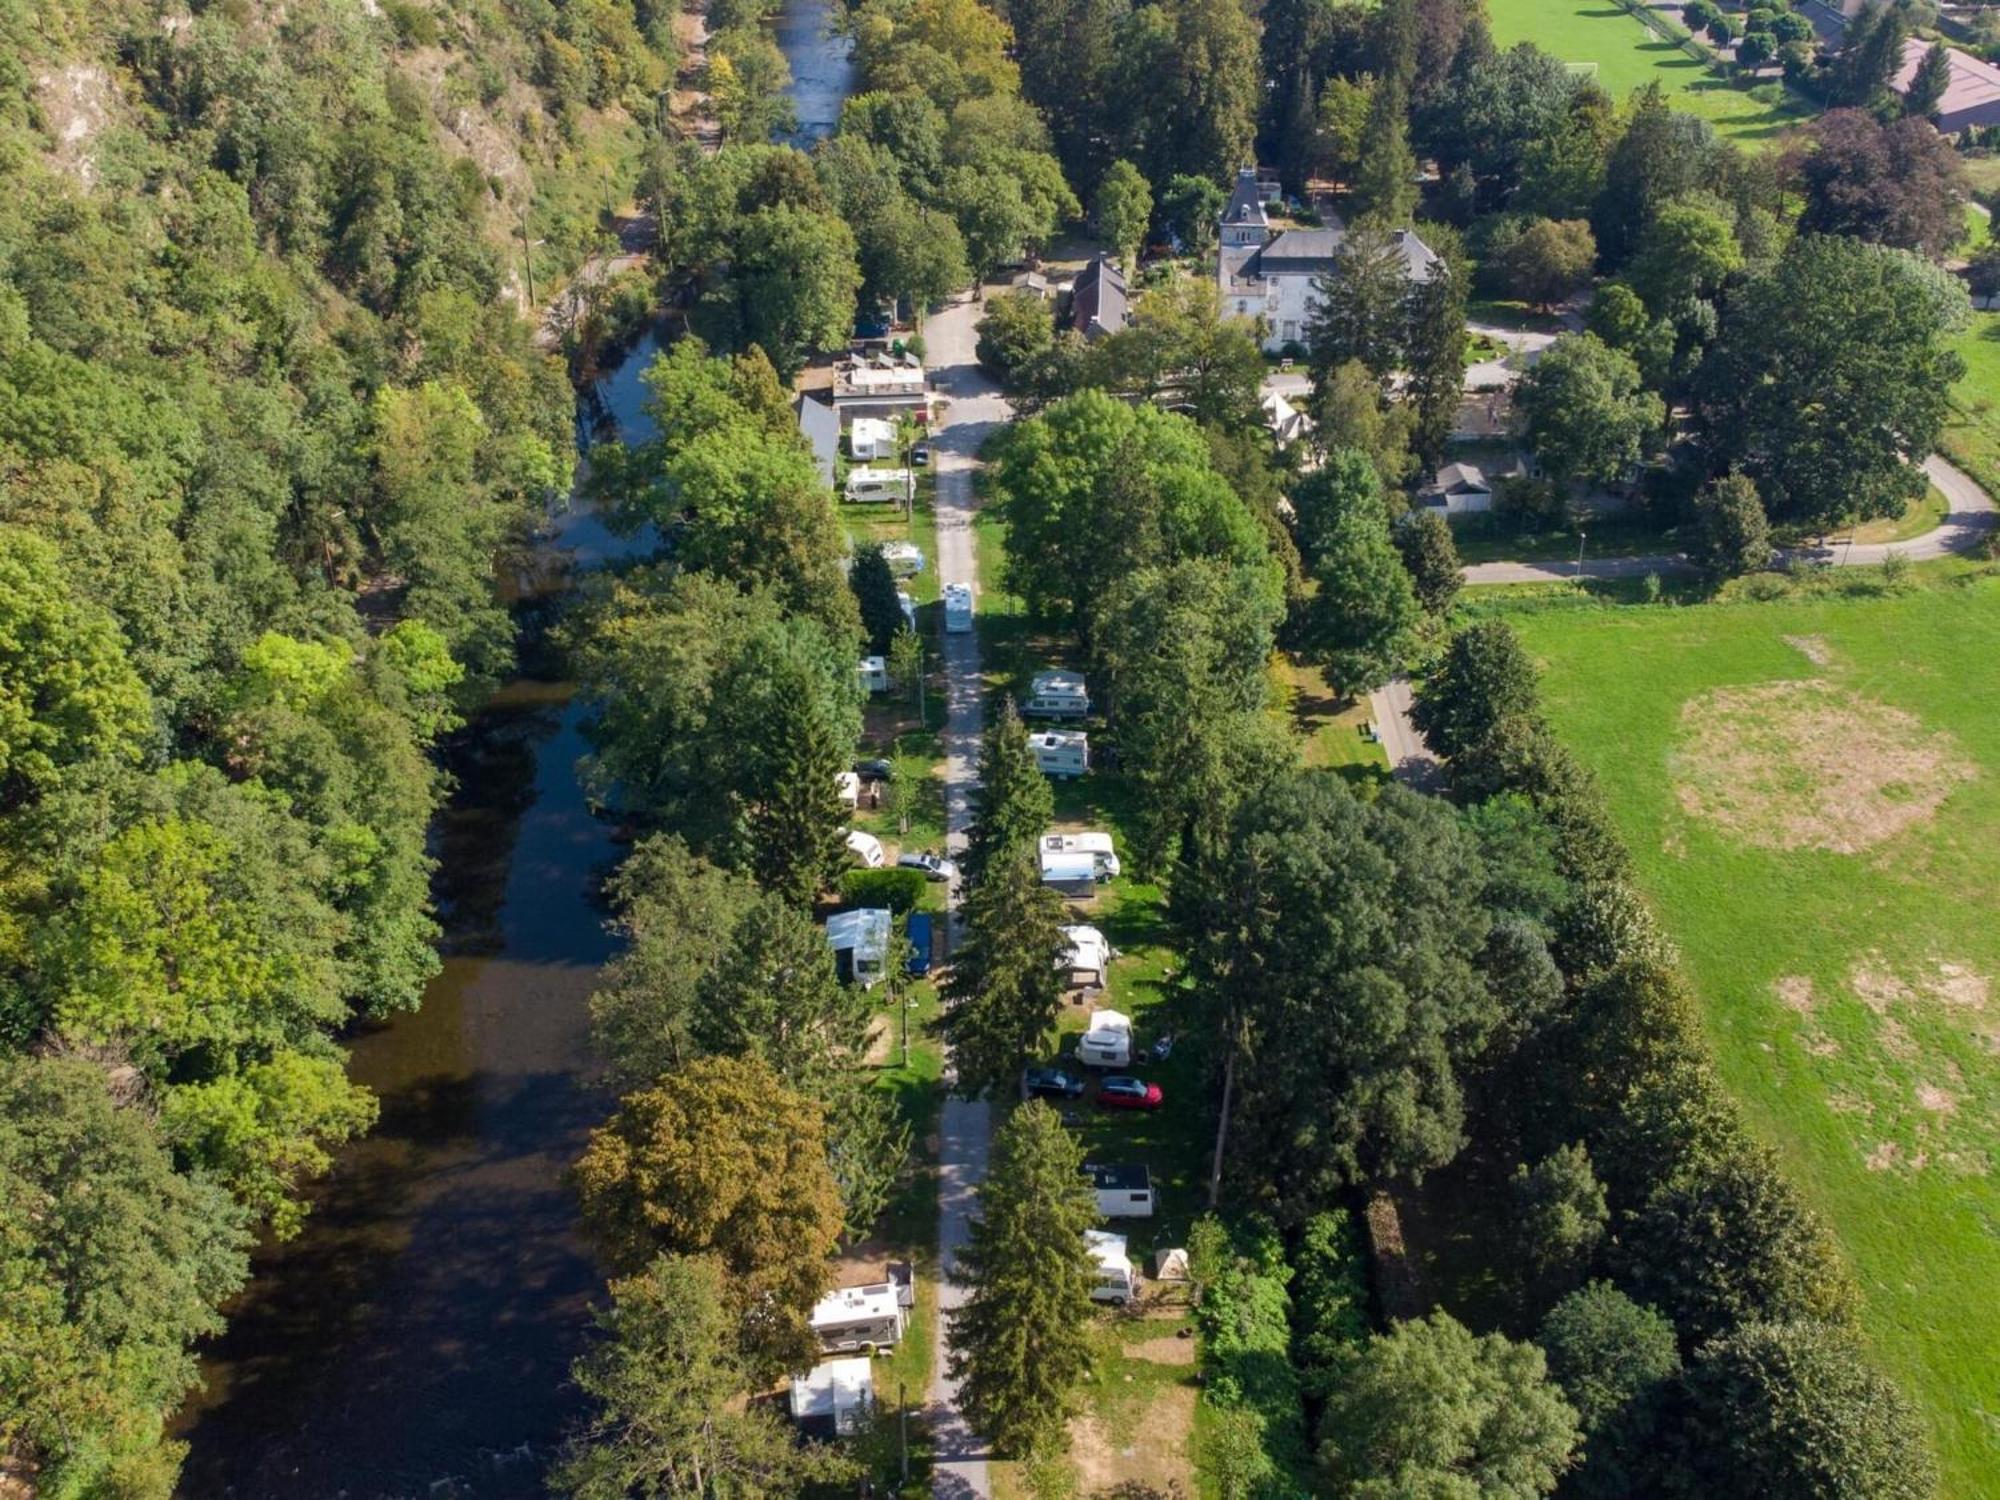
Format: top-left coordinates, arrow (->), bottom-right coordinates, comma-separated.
809,1275 -> 910,1354
1028,730 -> 1088,779
1023,670 -> 1090,719
1082,1162 -> 1155,1219
1039,846 -> 1099,899
844,468 -> 913,506
826,907 -> 892,987
1086,1230 -> 1139,1305
843,829 -> 886,868
1060,924 -> 1108,986
790,1358 -> 874,1438
880,541 -> 924,576
1040,831 -> 1120,880
857,656 -> 890,693
943,584 -> 974,634
1077,1009 -> 1133,1069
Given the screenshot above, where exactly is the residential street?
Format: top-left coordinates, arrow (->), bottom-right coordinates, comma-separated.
924,291 -> 1011,1499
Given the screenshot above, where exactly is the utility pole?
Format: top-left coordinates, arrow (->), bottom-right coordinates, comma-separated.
898,1381 -> 909,1486
518,207 -> 536,308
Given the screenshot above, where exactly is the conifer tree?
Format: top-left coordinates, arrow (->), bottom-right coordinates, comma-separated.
942,845 -> 1070,1097
1351,78 -> 1418,225
850,543 -> 905,655
961,698 -> 1054,889
1396,508 -> 1463,616
947,1102 -> 1101,1456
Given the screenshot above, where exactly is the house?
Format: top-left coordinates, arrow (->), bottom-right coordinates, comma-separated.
843,831 -> 886,870
943,583 -> 974,634
1262,389 -> 1312,450
1218,167 -> 1440,353
1420,462 -> 1495,515
790,1358 -> 874,1438
858,656 -> 890,693
1011,269 -> 1054,299
1070,254 -> 1129,340
1028,730 -> 1088,779
832,353 -> 928,425
1086,1230 -> 1139,1304
809,1271 -> 912,1354
1891,38 -> 2000,133
827,906 -> 891,986
797,395 -> 841,488
845,468 -> 913,505
1023,670 -> 1090,719
1060,924 -> 1109,986
1077,1009 -> 1132,1069
1040,831 -> 1120,880
849,416 -> 898,461
1083,1162 -> 1155,1219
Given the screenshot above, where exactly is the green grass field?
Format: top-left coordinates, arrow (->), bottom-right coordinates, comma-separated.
1487,0 -> 1813,142
1509,577 -> 2000,1495
1945,309 -> 2000,507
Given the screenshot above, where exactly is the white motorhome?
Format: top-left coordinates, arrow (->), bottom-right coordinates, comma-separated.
844,468 -> 913,505
843,829 -> 886,868
857,656 -> 890,693
826,907 -> 892,987
1040,831 -> 1119,880
1077,1009 -> 1132,1069
835,771 -> 861,808
1060,924 -> 1108,986
1039,847 -> 1099,899
1086,1230 -> 1139,1305
1083,1162 -> 1155,1219
880,541 -> 924,577
1023,670 -> 1090,719
809,1277 -> 910,1354
943,584 -> 974,634
790,1358 -> 874,1438
1028,730 -> 1088,779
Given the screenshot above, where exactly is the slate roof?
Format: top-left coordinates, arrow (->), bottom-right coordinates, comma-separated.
1222,166 -> 1268,228
1241,226 -> 1441,282
1071,253 -> 1128,339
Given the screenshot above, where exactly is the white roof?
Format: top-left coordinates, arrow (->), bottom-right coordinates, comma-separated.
1084,1009 -> 1131,1041
1085,1229 -> 1131,1273
1044,831 -> 1113,855
810,1281 -> 901,1330
835,771 -> 861,805
843,829 -> 884,861
859,655 -> 886,672
1030,670 -> 1088,697
943,583 -> 974,610
1029,731 -> 1087,751
881,541 -> 924,568
1062,925 -> 1108,973
851,416 -> 896,444
846,468 -> 912,487
839,362 -> 925,391
826,906 -> 890,957
790,1357 -> 874,1433
1040,848 -> 1098,881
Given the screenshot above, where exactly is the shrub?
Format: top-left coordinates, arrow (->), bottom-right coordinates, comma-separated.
838,867 -> 927,912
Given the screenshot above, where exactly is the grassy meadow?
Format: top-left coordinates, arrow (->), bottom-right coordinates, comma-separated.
1509,576 -> 2000,1495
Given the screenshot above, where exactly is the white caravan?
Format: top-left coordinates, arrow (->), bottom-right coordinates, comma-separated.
1029,731 -> 1088,779
1023,670 -> 1090,719
826,907 -> 891,987
843,829 -> 885,868
1060,924 -> 1108,986
790,1358 -> 874,1438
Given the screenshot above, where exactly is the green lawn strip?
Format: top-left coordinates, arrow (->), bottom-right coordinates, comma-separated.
1271,656 -> 1391,784
1945,309 -> 2000,504
1445,507 -> 1686,566
1499,579 -> 2000,1495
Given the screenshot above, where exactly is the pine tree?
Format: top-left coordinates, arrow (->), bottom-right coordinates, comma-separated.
851,543 -> 905,655
1905,40 -> 1952,121
946,1102 -> 1101,1457
1402,249 -> 1470,469
1396,508 -> 1463,616
961,698 -> 1054,889
1351,77 -> 1418,226
942,845 -> 1070,1097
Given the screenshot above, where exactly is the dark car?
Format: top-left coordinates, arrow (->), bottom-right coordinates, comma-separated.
1022,1066 -> 1088,1102
854,758 -> 896,782
911,443 -> 931,467
1097,1075 -> 1164,1110
905,911 -> 934,977
897,851 -> 958,882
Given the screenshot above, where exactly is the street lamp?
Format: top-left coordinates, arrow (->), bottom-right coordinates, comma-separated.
1575,530 -> 1588,577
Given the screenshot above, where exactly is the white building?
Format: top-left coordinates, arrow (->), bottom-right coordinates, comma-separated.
1083,1162 -> 1155,1219
790,1358 -> 874,1437
826,906 -> 891,986
1077,1009 -> 1132,1069
809,1278 -> 910,1354
1217,167 -> 1440,353
858,655 -> 890,693
832,353 -> 928,424
1086,1230 -> 1139,1304
1029,730 -> 1088,779
1023,670 -> 1090,719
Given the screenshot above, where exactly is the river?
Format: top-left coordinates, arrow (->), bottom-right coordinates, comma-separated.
176,6 -> 855,1489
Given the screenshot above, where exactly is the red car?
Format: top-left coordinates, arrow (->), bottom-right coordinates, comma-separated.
1096,1075 -> 1163,1110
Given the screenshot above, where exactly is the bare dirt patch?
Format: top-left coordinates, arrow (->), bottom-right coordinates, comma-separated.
1783,634 -> 1837,667
1775,975 -> 1818,1015
1865,1140 -> 1905,1172
1124,1334 -> 1197,1367
1916,1083 -> 1960,1115
1069,1385 -> 1196,1496
1670,679 -> 1976,853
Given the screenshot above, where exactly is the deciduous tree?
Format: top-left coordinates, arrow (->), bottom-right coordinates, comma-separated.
1688,471 -> 1772,582
1414,618 -> 1539,760
1396,507 -> 1463,616
1295,454 -> 1422,697
1796,109 -> 1968,258
1540,1281 -> 1682,1500
1094,159 -> 1153,271
1513,333 -> 1663,489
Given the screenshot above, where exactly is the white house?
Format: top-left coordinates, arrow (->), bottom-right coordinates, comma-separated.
1023,670 -> 1090,719
1077,1009 -> 1132,1069
1040,831 -> 1119,880
1086,1230 -> 1139,1304
809,1277 -> 910,1354
1421,462 -> 1495,514
845,468 -> 913,505
1262,389 -> 1312,450
826,906 -> 891,986
1217,167 -> 1440,353
849,416 -> 898,461
1060,924 -> 1108,986
1083,1162 -> 1155,1219
790,1358 -> 874,1438
1028,730 -> 1088,779
858,656 -> 890,693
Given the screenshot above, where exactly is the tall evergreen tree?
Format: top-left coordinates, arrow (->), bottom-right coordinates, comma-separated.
1296,455 -> 1421,698
1351,77 -> 1419,225
1402,247 -> 1470,468
1307,226 -> 1412,381
850,542 -> 905,655
947,1102 -> 1100,1456
942,845 -> 1070,1098
1396,507 -> 1463,617
1905,40 -> 1952,120
962,698 -> 1055,889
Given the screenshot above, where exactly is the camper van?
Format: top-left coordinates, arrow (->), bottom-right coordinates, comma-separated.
1023,670 -> 1090,719
1083,1162 -> 1155,1219
1086,1230 -> 1139,1305
844,468 -> 913,505
1060,924 -> 1108,986
1028,731 -> 1088,779
843,829 -> 885,868
1040,832 -> 1120,880
809,1276 -> 910,1354
1077,1009 -> 1133,1069
826,907 -> 892,987
943,584 -> 974,634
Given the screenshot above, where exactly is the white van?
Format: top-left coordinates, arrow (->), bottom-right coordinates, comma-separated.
1041,831 -> 1119,880
1024,670 -> 1090,719
1077,1009 -> 1132,1069
943,584 -> 974,634
844,468 -> 913,505
1086,1230 -> 1138,1305
1029,731 -> 1088,779
843,829 -> 885,868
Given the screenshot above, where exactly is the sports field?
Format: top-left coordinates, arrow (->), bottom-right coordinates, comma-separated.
1512,578 -> 2000,1495
1488,0 -> 1814,142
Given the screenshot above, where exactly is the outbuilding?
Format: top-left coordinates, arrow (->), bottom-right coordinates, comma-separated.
826,906 -> 892,987
1083,1162 -> 1155,1219
1421,462 -> 1494,514
790,1358 -> 875,1438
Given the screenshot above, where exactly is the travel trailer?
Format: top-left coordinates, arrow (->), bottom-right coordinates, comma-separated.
897,590 -> 917,630
809,1275 -> 910,1354
1023,670 -> 1090,719
1040,831 -> 1120,880
1082,1162 -> 1155,1219
943,584 -> 974,634
844,468 -> 914,505
1028,730 -> 1088,779
843,829 -> 886,868
849,416 -> 898,461
880,541 -> 924,576
1086,1230 -> 1139,1305
826,907 -> 892,987
1077,1009 -> 1133,1069
835,771 -> 861,808
857,656 -> 890,693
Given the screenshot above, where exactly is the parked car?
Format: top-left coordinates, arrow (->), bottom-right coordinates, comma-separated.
854,758 -> 896,782
911,443 -> 931,467
1096,1076 -> 1163,1111
905,911 -> 934,978
898,851 -> 957,882
1023,1066 -> 1088,1102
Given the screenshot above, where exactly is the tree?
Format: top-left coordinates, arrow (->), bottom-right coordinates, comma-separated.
1353,77 -> 1419,225
572,1054 -> 844,1378
729,205 -> 861,379
851,542 -> 906,654
1796,110 -> 1968,258
1109,0 -> 1261,189
1315,74 -> 1376,186
942,845 -> 1070,1097
1414,619 -> 1539,760
1295,454 -> 1422,697
947,1101 -> 1100,1456
1697,234 -> 1967,530
1539,1282 -> 1682,1500
1513,1142 -> 1608,1281
1512,333 -> 1663,489
1095,159 -> 1153,272
1591,89 -> 1722,267
1736,29 -> 1777,69
1830,0 -> 1909,108
1497,217 -> 1597,311
1905,39 -> 1952,120
1660,1320 -> 1937,1499
1307,224 -> 1412,378
1292,1210 -> 1372,1402
1097,276 -> 1268,431
1397,508 -> 1463,616
1688,471 -> 1772,582
1306,359 -> 1415,484
552,1255 -> 848,1499
1403,236 -> 1472,468
976,290 -> 1055,382
1161,172 -> 1225,258
1625,199 -> 1741,313
889,625 -> 925,714
859,195 -> 970,314
1316,1311 -> 1580,1497
962,698 -> 1055,888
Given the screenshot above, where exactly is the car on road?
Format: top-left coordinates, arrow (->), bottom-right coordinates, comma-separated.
897,851 -> 957,882
911,443 -> 931,467
1096,1076 -> 1163,1110
854,758 -> 896,782
1023,1066 -> 1088,1102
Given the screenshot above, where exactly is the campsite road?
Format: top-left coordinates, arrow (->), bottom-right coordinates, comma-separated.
925,292 -> 1009,1500
1367,675 -> 1443,791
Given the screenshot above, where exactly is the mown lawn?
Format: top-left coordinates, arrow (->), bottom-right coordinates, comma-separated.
1486,0 -> 1813,142
1944,309 -> 2000,505
1507,575 -> 2000,1496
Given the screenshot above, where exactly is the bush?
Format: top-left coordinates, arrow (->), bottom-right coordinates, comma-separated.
1290,1211 -> 1371,1403
1189,1216 -> 1309,1486
838,867 -> 927,912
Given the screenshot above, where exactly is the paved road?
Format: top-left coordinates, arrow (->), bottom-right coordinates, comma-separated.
924,292 -> 1011,1500
1461,454 -> 1998,585
1366,675 -> 1443,791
